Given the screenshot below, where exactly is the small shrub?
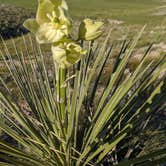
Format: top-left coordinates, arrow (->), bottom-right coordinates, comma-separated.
0,4 -> 34,38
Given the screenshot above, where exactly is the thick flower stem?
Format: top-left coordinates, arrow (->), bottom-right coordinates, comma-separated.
56,66 -> 67,127
60,67 -> 67,120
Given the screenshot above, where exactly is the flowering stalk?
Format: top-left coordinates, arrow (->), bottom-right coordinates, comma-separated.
23,0 -> 103,142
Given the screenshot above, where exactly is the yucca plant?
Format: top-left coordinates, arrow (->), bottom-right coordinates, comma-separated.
0,0 -> 166,165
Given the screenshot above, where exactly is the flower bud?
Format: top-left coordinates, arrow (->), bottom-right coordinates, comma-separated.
78,18 -> 104,41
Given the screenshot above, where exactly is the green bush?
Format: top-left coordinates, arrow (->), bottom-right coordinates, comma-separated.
0,30 -> 166,166
0,0 -> 165,165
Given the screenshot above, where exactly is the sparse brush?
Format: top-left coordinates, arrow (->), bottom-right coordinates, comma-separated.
0,4 -> 34,38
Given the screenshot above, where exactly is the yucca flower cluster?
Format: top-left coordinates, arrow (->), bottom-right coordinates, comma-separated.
24,0 -> 104,68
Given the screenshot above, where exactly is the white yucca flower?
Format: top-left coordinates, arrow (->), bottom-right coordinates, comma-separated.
24,0 -> 71,44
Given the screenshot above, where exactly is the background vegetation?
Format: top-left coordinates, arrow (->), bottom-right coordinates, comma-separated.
0,0 -> 165,24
